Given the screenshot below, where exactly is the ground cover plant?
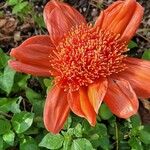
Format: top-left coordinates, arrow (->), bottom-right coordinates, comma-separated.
0,0 -> 150,149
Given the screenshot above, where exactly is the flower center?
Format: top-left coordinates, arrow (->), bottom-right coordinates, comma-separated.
50,24 -> 127,91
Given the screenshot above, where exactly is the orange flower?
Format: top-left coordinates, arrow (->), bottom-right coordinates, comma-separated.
9,0 -> 149,134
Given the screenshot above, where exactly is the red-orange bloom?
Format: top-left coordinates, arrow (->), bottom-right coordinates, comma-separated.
9,0 -> 149,134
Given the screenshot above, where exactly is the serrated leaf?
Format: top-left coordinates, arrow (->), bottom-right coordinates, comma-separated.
99,103 -> 113,120
3,130 -> 15,146
142,49 -> 150,60
71,138 -> 94,150
0,65 -> 16,95
0,119 -> 11,135
12,112 -> 34,133
39,133 -> 64,149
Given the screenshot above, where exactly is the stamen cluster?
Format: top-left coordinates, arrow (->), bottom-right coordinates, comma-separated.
50,24 -> 127,91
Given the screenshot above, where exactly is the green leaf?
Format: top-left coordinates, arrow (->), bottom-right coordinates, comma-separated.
119,141 -> 130,150
143,124 -> 150,133
7,0 -> 22,6
26,88 -> 43,102
43,78 -> 53,88
142,49 -> 150,60
74,123 -> 82,138
39,133 -> 64,149
128,137 -> 143,150
139,130 -> 150,144
0,98 -> 21,113
128,41 -> 138,49
0,136 -> 3,150
64,116 -> 72,130
0,49 -> 9,69
34,14 -> 46,29
20,137 -> 39,150
71,138 -> 94,150
62,128 -> 74,150
0,65 -> 16,95
12,111 -> 34,133
26,88 -> 44,116
0,119 -> 11,135
13,74 -> 30,91
130,115 -> 141,128
12,2 -> 28,14
3,130 -> 15,146
99,136 -> 110,149
99,103 -> 113,120
89,124 -> 109,149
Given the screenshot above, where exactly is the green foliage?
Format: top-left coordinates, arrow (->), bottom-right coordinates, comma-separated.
142,49 -> 150,60
6,0 -> 46,29
3,130 -> 15,146
39,133 -> 64,149
1,0 -> 150,146
7,0 -> 32,16
0,119 -> 11,135
99,103 -> 113,120
71,138 -> 94,150
0,66 -> 16,95
12,111 -> 34,133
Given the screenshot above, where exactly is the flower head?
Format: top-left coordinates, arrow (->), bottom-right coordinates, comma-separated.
9,0 -> 150,134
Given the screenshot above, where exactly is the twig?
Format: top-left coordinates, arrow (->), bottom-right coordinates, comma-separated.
138,28 -> 150,32
137,33 -> 150,43
0,35 -> 29,41
0,3 -> 7,9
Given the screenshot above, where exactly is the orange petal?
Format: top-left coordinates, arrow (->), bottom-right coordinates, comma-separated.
119,57 -> 150,98
104,78 -> 139,119
95,1 -> 123,28
9,36 -> 58,76
20,35 -> 54,47
95,0 -> 143,42
43,0 -> 86,45
67,87 -> 96,126
10,45 -> 51,68
107,0 -> 136,33
88,78 -> 108,113
121,3 -> 144,42
8,60 -> 51,77
44,85 -> 70,134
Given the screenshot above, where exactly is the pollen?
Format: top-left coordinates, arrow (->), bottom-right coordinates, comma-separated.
50,24 -> 127,91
